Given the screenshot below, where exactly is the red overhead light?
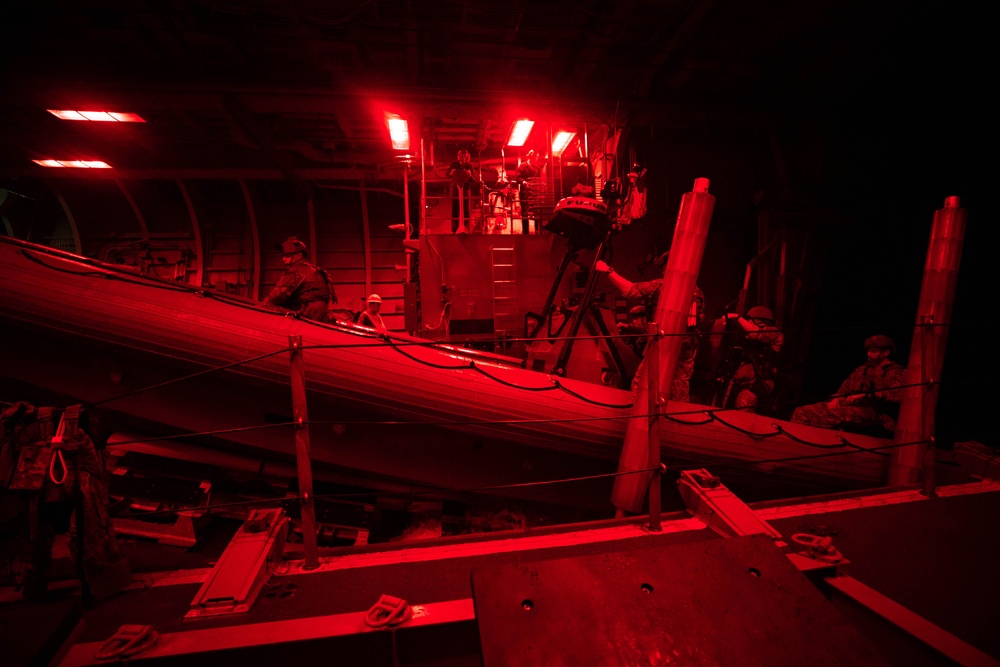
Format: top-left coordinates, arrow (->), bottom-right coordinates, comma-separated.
47,109 -> 145,122
506,119 -> 535,147
384,113 -> 410,150
551,131 -> 576,156
32,159 -> 112,168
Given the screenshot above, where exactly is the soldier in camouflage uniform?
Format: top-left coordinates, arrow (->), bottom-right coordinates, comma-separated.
1,403 -> 132,603
263,237 -> 334,321
791,335 -> 907,434
595,259 -> 705,402
708,306 -> 784,413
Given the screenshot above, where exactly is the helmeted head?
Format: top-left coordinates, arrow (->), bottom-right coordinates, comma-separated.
277,237 -> 307,264
863,334 -> 895,366
367,294 -> 382,310
864,334 -> 895,354
747,305 -> 774,323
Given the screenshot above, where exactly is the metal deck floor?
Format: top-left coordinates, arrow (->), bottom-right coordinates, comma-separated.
2,480 -> 998,666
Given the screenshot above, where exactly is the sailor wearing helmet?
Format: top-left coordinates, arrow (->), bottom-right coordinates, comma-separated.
357,293 -> 387,333
711,306 -> 784,413
791,335 -> 907,435
263,237 -> 335,321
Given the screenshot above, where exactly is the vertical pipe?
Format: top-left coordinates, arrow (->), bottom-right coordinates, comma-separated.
775,240 -> 786,324
403,163 -> 411,283
889,196 -> 966,486
420,137 -> 427,238
612,178 -> 714,513
360,182 -> 372,297
289,335 -> 319,570
646,321 -> 662,531
176,180 -> 204,287
239,179 -> 260,300
307,196 -> 317,265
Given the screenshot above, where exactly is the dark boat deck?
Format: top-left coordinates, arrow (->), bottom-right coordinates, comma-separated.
3,477 -> 999,666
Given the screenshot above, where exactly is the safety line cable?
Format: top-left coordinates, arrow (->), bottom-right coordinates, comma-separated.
87,347 -> 295,407
112,434 -> 943,520
116,465 -> 664,518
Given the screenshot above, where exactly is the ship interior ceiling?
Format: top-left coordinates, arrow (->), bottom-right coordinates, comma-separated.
1,1 -> 998,665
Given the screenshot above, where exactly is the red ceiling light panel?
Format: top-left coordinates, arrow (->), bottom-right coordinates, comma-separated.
384,113 -> 410,150
551,131 -> 576,156
47,109 -> 145,122
506,119 -> 535,147
32,159 -> 112,168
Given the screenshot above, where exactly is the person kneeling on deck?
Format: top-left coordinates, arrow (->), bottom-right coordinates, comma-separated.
263,237 -> 335,321
791,335 -> 906,436
357,293 -> 388,333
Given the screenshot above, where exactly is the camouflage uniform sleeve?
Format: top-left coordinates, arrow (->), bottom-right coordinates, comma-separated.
264,267 -> 305,306
876,362 -> 907,402
835,365 -> 865,399
624,280 -> 661,304
747,328 -> 783,353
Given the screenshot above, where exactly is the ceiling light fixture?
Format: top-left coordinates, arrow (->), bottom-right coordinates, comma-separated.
551,131 -> 576,156
32,159 -> 112,168
385,113 -> 410,151
506,119 -> 535,147
47,110 -> 145,122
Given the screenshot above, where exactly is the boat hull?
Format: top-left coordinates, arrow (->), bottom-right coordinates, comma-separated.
0,236 -> 891,498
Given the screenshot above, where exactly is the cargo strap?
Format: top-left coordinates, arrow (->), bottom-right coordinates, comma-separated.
94,624 -> 159,660
48,405 -> 84,485
364,594 -> 412,629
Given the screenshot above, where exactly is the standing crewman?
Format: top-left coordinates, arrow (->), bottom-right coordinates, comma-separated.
263,237 -> 335,321
447,149 -> 475,234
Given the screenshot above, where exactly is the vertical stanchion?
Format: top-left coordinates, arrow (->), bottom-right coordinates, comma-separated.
403,162 -> 411,283
646,322 -> 662,532
289,335 -> 319,570
612,178 -> 714,513
890,196 -> 966,486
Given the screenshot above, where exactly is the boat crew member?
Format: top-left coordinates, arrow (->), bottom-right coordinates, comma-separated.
595,259 -> 705,402
448,149 -> 475,234
1,402 -> 133,603
357,293 -> 387,333
709,306 -> 784,414
515,150 -> 541,234
617,304 -> 650,358
263,237 -> 335,321
791,334 -> 906,435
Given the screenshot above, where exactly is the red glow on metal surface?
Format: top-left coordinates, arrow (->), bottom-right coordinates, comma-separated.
507,119 -> 535,147
47,109 -> 146,122
551,131 -> 576,156
385,113 -> 410,150
32,159 -> 112,168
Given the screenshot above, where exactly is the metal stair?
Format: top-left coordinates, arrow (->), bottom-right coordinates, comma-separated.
491,242 -> 519,336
